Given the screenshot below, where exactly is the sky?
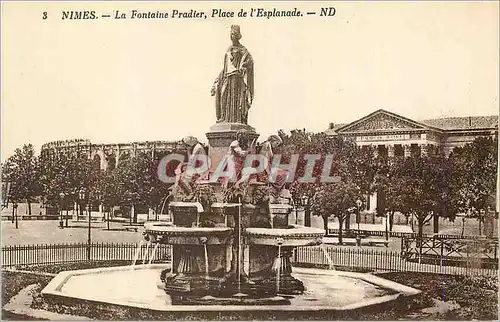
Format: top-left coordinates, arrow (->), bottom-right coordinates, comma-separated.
1,1 -> 499,161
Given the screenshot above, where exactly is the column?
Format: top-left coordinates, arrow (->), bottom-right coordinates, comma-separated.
116,145 -> 121,166
244,245 -> 250,275
387,145 -> 395,158
420,144 -> 428,157
226,244 -> 232,273
369,193 -> 377,212
404,145 -> 411,158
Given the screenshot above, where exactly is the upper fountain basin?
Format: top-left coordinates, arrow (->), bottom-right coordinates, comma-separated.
144,222 -> 233,245
245,225 -> 325,247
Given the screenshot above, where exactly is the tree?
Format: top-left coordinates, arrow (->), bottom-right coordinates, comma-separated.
449,137 -> 498,236
281,129 -> 323,226
279,129 -> 377,239
311,181 -> 362,244
281,133 -> 377,243
395,154 -> 453,238
2,144 -> 40,215
373,156 -> 411,231
101,169 -> 119,222
113,151 -> 160,223
39,146 -> 96,217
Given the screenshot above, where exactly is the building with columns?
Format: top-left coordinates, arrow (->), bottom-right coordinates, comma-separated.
325,109 -> 498,157
325,109 -> 498,222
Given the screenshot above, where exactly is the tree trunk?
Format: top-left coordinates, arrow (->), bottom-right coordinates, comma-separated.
478,215 -> 482,236
461,217 -> 466,237
389,211 -> 394,231
27,200 -> 32,215
433,213 -> 439,234
338,216 -> 344,245
417,218 -> 424,239
107,209 -> 111,230
385,215 -> 389,241
323,215 -> 329,234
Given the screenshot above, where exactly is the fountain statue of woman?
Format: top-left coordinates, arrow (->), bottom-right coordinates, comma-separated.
211,25 -> 254,124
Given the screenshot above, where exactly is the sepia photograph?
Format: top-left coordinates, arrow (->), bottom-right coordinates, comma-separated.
1,1 -> 498,320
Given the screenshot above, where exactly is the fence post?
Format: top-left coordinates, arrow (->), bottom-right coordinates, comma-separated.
440,240 -> 444,268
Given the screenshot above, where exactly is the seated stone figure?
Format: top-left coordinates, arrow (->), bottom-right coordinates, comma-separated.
257,134 -> 290,202
220,129 -> 249,189
172,136 -> 208,198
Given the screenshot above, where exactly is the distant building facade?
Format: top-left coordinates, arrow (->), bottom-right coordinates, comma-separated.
40,139 -> 188,171
325,109 -> 498,157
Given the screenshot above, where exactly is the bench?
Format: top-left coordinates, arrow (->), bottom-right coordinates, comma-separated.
124,225 -> 142,232
366,238 -> 389,247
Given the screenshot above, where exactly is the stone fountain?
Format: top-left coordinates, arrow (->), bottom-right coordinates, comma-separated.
144,180 -> 325,304
41,25 -> 420,318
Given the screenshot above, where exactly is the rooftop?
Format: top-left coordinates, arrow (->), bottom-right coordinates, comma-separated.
325,111 -> 498,135
419,116 -> 498,130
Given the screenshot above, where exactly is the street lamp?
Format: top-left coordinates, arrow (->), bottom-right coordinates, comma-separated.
13,203 -> 18,229
355,199 -> 363,247
355,199 -> 363,230
301,195 -> 310,227
59,192 -> 65,229
79,188 -> 91,260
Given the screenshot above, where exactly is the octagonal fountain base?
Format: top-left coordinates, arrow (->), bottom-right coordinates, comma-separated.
41,264 -> 420,319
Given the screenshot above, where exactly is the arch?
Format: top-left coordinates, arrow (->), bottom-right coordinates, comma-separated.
107,154 -> 116,171
90,149 -> 107,170
93,154 -> 101,170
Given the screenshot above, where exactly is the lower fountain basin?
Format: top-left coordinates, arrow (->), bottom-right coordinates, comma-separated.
245,225 -> 324,247
144,223 -> 233,245
41,264 -> 420,318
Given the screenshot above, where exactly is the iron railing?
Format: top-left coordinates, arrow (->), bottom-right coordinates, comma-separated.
1,242 -> 497,277
1,242 -> 171,267
293,246 -> 498,277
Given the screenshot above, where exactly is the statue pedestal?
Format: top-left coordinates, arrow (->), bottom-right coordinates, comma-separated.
206,122 -> 259,172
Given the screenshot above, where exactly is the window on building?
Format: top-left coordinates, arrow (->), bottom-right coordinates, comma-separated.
394,144 -> 404,157
378,145 -> 388,158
